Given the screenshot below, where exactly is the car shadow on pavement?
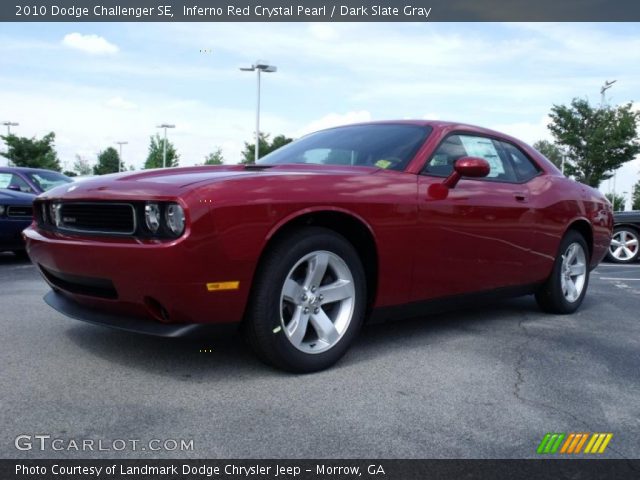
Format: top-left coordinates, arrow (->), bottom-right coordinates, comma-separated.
62,293 -> 585,380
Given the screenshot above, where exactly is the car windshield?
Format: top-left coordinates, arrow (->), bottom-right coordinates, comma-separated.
26,171 -> 72,191
258,124 -> 431,171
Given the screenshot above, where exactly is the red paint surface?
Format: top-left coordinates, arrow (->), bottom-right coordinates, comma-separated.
24,121 -> 613,326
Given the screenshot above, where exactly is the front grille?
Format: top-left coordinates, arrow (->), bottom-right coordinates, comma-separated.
58,203 -> 136,235
7,205 -> 33,218
40,265 -> 118,299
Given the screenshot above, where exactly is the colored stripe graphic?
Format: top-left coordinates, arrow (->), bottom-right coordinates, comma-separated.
537,433 -> 565,454
537,433 -> 552,454
560,433 -> 575,453
538,433 -> 613,454
597,434 -> 613,453
574,433 -> 589,453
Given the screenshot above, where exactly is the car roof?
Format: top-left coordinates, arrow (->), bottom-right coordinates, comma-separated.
0,166 -> 54,173
318,120 -> 527,144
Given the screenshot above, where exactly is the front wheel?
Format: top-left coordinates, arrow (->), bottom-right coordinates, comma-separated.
606,227 -> 639,263
535,230 -> 590,314
245,227 -> 366,372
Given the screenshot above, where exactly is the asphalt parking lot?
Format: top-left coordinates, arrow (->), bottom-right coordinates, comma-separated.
1,254 -> 639,459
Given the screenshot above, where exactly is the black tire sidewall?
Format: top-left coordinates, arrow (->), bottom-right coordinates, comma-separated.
248,227 -> 366,372
541,230 -> 591,314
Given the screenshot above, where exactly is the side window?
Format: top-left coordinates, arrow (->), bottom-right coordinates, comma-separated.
0,173 -> 11,189
0,173 -> 33,193
424,134 -> 517,182
500,142 -> 540,182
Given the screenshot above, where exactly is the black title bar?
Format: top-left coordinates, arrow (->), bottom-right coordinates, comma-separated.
2,0 -> 640,22
3,459 -> 640,480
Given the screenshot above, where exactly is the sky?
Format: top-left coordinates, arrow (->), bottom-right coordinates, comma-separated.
0,22 -> 639,207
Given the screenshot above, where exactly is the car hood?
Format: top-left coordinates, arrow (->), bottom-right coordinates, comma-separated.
0,189 -> 36,203
40,164 -> 378,200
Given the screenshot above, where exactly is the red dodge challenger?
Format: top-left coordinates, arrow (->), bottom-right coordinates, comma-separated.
24,121 -> 613,372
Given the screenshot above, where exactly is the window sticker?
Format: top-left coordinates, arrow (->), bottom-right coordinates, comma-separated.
459,136 -> 504,177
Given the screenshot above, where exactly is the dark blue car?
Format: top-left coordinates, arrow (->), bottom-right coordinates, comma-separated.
0,167 -> 72,194
0,189 -> 35,255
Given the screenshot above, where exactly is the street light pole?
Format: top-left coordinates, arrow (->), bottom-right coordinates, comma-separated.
600,80 -> 618,207
600,79 -> 616,106
240,60 -> 277,163
2,121 -> 19,135
156,124 -> 175,168
115,141 -> 128,172
2,122 -> 19,166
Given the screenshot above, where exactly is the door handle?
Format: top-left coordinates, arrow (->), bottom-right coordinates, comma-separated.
515,193 -> 528,202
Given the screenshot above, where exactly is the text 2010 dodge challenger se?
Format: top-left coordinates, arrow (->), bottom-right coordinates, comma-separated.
24,121 -> 613,372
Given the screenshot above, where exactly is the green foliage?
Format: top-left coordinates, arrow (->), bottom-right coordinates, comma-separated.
204,148 -> 224,165
144,134 -> 179,169
632,181 -> 640,211
93,147 -> 122,175
63,170 -> 77,177
605,192 -> 626,211
73,155 -> 93,176
241,133 -> 293,164
0,132 -> 61,171
532,140 -> 563,170
547,98 -> 640,187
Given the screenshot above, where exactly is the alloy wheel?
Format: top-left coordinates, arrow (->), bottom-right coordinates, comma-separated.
609,229 -> 639,261
560,242 -> 587,303
279,250 -> 355,354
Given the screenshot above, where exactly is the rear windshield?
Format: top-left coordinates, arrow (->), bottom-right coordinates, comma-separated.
258,124 -> 431,171
26,171 -> 72,191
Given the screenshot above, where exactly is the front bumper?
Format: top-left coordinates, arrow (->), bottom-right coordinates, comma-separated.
44,290 -> 238,337
24,225 -> 251,328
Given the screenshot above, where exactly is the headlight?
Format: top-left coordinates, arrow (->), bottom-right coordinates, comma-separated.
0,205 -> 5,216
41,203 -> 48,223
50,203 -> 62,226
165,203 -> 185,236
144,203 -> 161,233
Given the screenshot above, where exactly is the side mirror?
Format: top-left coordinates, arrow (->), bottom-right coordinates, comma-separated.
7,185 -> 21,192
443,156 -> 490,188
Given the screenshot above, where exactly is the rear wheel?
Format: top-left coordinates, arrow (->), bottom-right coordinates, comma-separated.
245,227 -> 366,372
606,227 -> 639,263
535,230 -> 590,314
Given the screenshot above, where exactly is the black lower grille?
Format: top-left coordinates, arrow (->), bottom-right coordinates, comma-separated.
59,203 -> 135,234
40,265 -> 118,299
7,205 -> 32,218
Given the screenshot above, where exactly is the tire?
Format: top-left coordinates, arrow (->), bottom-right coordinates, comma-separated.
535,230 -> 590,314
606,227 -> 640,264
245,227 -> 366,373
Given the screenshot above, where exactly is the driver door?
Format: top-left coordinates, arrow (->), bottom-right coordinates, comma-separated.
411,133 -> 536,302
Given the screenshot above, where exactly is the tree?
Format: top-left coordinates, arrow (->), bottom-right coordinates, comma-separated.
241,133 -> 293,164
547,98 -> 640,187
0,132 -> 61,171
63,170 -> 77,177
532,140 -> 563,170
605,193 -> 626,211
93,147 -> 122,175
204,148 -> 224,165
632,180 -> 640,211
144,134 -> 179,169
73,155 -> 93,176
